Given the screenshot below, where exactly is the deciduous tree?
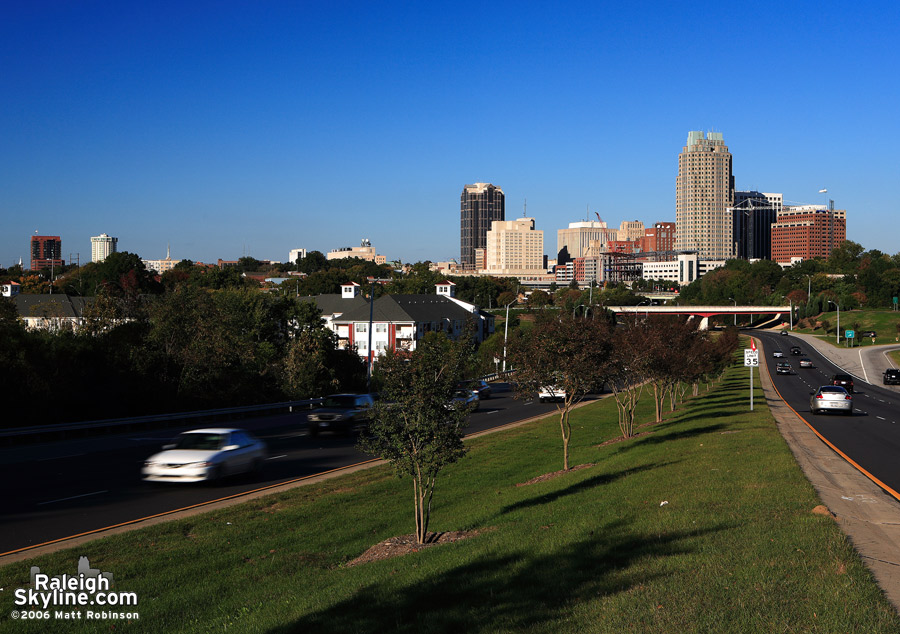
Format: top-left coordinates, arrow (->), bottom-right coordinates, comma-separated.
508,313 -> 613,470
359,333 -> 473,544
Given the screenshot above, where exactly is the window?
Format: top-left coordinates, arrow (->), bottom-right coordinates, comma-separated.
375,323 -> 387,333
356,323 -> 367,333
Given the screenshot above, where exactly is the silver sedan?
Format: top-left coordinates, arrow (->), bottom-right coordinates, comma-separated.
143,428 -> 267,483
809,386 -> 853,416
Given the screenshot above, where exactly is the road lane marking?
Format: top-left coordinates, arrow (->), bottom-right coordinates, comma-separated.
877,416 -> 886,420
265,455 -> 287,460
38,490 -> 108,506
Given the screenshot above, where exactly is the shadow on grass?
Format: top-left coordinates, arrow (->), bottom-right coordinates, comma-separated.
270,521 -> 732,633
612,423 -> 730,454
499,463 -> 668,516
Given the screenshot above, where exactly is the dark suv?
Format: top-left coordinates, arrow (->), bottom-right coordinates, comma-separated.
307,394 -> 375,436
790,346 -> 801,355
884,369 -> 900,386
831,374 -> 855,394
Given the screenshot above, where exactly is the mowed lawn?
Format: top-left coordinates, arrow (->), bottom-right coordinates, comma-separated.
3,361 -> 899,633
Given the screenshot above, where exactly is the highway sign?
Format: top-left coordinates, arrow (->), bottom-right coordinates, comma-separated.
744,349 -> 759,367
845,330 -> 855,339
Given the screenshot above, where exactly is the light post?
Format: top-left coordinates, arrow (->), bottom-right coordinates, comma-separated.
781,295 -> 793,330
828,300 -> 840,345
366,277 -> 392,391
805,274 -> 812,300
638,298 -> 651,319
728,297 -> 737,326
502,295 -> 518,373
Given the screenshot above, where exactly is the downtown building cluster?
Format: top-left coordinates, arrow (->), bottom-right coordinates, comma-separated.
12,131 -> 847,290
452,130 -> 847,289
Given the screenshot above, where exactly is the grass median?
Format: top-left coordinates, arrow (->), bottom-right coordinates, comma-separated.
3,360 -> 900,633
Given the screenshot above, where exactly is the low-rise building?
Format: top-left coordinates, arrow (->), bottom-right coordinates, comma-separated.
329,283 -> 494,360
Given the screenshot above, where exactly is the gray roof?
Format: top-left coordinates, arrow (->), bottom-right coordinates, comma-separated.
302,294 -> 369,317
333,294 -> 474,324
14,294 -> 94,319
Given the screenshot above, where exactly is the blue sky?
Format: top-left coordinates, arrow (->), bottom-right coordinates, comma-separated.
2,1 -> 898,268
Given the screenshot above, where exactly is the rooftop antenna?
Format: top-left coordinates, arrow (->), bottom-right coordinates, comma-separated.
523,196 -> 527,218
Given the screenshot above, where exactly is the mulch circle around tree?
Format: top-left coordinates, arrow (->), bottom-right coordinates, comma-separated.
345,529 -> 486,567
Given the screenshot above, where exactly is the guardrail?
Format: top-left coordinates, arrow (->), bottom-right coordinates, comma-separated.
2,372 -> 518,446
0,399 -> 324,446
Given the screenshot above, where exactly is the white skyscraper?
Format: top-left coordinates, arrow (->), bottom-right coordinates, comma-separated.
91,233 -> 118,263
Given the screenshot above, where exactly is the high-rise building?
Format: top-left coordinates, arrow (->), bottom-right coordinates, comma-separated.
557,220 -> 618,260
675,131 -> 734,260
484,218 -> 544,275
91,233 -> 118,263
30,235 -> 63,270
771,203 -> 846,263
729,192 -> 780,260
617,220 -> 645,242
642,222 -> 676,255
460,183 -> 505,270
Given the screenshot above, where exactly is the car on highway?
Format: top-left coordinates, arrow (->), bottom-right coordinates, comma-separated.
776,362 -> 793,375
459,379 -> 492,400
790,346 -> 801,355
780,330 -> 789,336
830,374 -> 855,394
799,358 -> 815,369
447,389 -> 480,411
809,386 -> 853,415
307,393 -> 375,436
142,428 -> 266,483
860,330 -> 877,338
884,369 -> 900,385
772,350 -> 784,358
539,385 -> 566,403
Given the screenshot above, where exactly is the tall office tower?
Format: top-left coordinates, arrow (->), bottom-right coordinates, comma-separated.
91,233 -> 118,263
730,191 -> 779,260
30,235 -> 63,270
484,218 -> 544,275
460,183 -> 504,270
675,131 -> 734,259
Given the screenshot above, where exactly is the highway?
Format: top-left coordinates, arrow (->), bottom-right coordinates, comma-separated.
0,384 -> 568,556
755,331 -> 900,498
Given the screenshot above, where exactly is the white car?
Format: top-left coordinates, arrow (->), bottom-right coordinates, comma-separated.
772,350 -> 784,358
142,428 -> 266,483
539,386 -> 566,403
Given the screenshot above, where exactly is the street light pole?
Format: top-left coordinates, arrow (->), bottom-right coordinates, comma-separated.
728,297 -> 737,326
502,297 -> 517,373
829,300 -> 840,345
366,277 -> 392,391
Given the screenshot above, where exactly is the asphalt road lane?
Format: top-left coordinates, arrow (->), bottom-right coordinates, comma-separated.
758,332 -> 900,496
0,384 -> 568,555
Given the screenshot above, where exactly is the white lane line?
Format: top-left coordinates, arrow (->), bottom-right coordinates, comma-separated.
265,455 -> 287,460
860,348 -> 869,384
877,416 -> 886,421
38,490 -> 108,506
485,410 -> 499,415
36,453 -> 85,462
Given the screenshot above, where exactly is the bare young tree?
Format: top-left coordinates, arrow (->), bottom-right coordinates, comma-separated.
508,313 -> 613,471
607,315 -> 654,439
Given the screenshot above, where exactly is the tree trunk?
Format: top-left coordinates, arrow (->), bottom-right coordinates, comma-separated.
560,409 -> 571,471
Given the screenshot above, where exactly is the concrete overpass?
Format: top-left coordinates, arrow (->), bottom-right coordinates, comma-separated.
604,305 -> 792,330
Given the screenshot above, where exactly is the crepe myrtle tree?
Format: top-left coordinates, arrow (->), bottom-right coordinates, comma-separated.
359,332 -> 474,545
507,312 -> 613,471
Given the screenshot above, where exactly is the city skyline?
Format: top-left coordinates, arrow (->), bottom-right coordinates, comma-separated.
2,2 -> 898,268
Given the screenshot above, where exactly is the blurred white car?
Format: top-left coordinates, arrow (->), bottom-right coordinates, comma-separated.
539,386 -> 566,403
142,428 -> 266,483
